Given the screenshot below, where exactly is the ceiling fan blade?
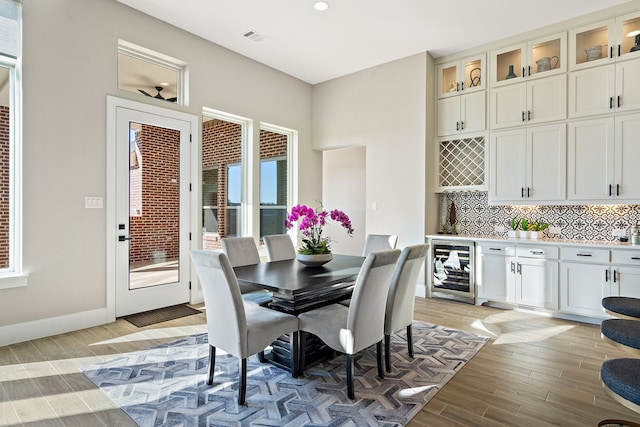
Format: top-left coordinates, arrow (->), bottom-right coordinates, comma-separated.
138,89 -> 152,97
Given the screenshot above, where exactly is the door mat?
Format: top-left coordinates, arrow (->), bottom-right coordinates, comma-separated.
122,304 -> 202,327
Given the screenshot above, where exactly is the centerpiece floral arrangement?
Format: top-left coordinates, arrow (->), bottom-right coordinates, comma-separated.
285,203 -> 354,254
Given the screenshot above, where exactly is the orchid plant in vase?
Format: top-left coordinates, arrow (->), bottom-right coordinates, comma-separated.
285,204 -> 354,257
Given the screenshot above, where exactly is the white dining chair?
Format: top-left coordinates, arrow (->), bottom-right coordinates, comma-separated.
263,234 -> 296,262
297,249 -> 401,399
221,237 -> 272,304
362,234 -> 398,256
190,250 -> 299,405
384,243 -> 429,372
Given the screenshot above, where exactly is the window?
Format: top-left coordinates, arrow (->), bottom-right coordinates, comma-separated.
226,163 -> 241,237
259,126 -> 292,238
0,0 -> 24,288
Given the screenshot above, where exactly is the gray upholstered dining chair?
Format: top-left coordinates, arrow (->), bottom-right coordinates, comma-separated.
221,237 -> 271,303
384,243 -> 429,373
362,234 -> 398,256
190,249 -> 299,405
297,249 -> 401,399
263,234 -> 296,262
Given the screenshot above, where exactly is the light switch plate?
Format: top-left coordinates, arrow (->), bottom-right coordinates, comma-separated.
85,196 -> 103,209
612,228 -> 627,237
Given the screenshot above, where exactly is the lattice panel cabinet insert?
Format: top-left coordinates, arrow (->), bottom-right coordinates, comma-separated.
438,136 -> 486,191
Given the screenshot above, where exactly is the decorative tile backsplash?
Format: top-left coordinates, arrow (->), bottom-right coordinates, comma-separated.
439,191 -> 640,241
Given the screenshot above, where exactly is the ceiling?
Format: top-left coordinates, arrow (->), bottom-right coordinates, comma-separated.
118,0 -> 631,85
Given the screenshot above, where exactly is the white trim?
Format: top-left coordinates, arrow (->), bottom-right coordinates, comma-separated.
0,308 -> 109,347
0,273 -> 27,289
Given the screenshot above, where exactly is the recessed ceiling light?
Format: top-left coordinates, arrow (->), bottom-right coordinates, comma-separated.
314,1 -> 329,11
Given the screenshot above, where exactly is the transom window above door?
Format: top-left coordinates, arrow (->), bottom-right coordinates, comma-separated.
117,40 -> 188,106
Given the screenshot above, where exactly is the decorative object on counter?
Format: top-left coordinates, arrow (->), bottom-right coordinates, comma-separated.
508,216 -> 519,238
628,222 -> 640,246
285,203 -> 354,267
469,67 -> 481,87
449,201 -> 457,234
585,45 -> 602,61
505,64 -> 517,79
536,56 -> 558,72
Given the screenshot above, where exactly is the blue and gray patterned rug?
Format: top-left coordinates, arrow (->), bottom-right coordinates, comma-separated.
82,322 -> 488,426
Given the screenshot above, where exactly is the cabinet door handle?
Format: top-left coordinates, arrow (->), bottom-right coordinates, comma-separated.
610,97 -> 614,109
457,82 -> 460,92
461,121 -> 464,130
510,261 -> 515,273
576,253 -> 593,257
461,81 -> 464,91
522,67 -> 525,78
456,121 -> 459,131
631,257 -> 640,260
618,96 -> 621,108
521,187 -> 525,198
530,250 -> 544,255
522,111 -> 526,122
617,184 -> 620,196
610,46 -> 614,59
528,66 -> 531,77
517,263 -> 522,274
527,110 -> 531,121
489,248 -> 502,251
614,270 -> 617,283
609,184 -> 612,196
605,269 -> 609,282
618,44 -> 621,57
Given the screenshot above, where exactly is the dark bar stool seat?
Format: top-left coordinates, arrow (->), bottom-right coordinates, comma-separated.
602,319 -> 640,354
603,297 -> 640,320
599,359 -> 640,427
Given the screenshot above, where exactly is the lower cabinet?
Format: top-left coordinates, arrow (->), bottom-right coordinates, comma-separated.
476,242 -> 510,303
611,249 -> 640,298
506,246 -> 559,310
559,247 -> 612,318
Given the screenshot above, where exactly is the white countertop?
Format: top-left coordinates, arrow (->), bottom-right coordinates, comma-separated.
425,233 -> 640,250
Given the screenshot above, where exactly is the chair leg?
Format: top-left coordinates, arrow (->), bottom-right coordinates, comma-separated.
384,334 -> 392,373
298,331 -> 306,376
346,354 -> 354,399
238,358 -> 247,405
406,324 -> 414,358
258,351 -> 266,363
376,341 -> 384,379
291,331 -> 300,378
207,345 -> 216,385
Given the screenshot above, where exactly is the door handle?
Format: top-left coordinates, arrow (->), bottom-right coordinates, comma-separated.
516,263 -> 522,274
460,121 -> 464,130
510,261 -> 515,273
118,236 -> 132,242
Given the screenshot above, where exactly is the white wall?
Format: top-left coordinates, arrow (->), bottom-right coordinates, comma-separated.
0,0 -> 316,341
312,53 -> 428,251
322,147 -> 366,256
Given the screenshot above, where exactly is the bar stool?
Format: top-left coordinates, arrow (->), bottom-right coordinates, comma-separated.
602,297 -> 640,321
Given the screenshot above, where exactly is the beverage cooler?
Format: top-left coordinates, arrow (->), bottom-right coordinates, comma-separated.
430,239 -> 475,304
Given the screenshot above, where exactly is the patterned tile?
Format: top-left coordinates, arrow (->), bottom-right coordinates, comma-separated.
82,322 -> 488,426
440,191 -> 640,241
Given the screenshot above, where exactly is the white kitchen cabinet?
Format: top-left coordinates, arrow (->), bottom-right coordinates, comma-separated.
490,74 -> 566,130
611,249 -> 640,298
568,59 -> 640,118
438,91 -> 486,137
569,12 -> 640,71
560,247 -> 611,318
491,32 -> 567,87
476,242 -> 511,303
437,54 -> 485,99
506,245 -> 559,309
489,123 -> 566,204
568,113 -> 640,201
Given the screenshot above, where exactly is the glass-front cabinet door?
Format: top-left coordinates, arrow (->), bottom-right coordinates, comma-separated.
570,12 -> 640,71
437,54 -> 485,98
491,32 -> 566,87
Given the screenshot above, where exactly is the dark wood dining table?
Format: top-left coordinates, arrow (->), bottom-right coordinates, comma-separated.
233,254 -> 365,375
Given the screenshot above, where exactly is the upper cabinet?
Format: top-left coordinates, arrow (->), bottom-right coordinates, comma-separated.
437,54 -> 485,99
491,32 -> 567,88
569,11 -> 640,71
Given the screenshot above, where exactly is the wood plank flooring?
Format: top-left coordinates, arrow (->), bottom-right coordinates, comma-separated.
1,298 -> 640,426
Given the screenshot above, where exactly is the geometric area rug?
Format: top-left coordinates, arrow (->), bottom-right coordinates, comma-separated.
81,322 -> 488,426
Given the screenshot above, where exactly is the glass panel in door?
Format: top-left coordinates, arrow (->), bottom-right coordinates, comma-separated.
128,121 -> 180,289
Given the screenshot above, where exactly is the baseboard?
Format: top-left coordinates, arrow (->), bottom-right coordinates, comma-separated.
0,308 -> 111,346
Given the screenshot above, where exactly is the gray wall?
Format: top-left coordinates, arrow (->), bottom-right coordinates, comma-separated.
0,0 -> 316,335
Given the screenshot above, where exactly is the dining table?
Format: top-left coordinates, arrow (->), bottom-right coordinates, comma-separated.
233,254 -> 365,375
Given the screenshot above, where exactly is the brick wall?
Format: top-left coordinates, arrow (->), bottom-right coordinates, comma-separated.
129,124 -> 180,264
0,106 -> 9,268
201,119 -> 287,250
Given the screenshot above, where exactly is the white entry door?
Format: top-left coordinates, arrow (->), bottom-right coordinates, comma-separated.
108,97 -> 195,317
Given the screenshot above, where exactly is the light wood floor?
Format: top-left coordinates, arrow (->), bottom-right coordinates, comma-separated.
1,298 -> 640,426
